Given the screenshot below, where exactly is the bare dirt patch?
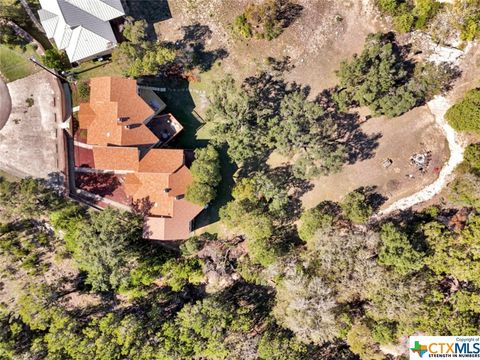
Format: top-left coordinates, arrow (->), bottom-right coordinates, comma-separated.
301,106 -> 449,210
155,0 -> 385,114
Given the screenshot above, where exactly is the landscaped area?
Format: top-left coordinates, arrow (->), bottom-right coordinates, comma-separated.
0,44 -> 39,82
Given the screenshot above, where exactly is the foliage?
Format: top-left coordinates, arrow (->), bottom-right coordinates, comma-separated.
0,24 -> 24,47
346,323 -> 384,360
41,48 -> 69,71
273,275 -> 339,344
112,19 -> 176,77
448,172 -> 480,208
207,74 -> 345,176
70,207 -> 143,292
298,202 -> 335,241
186,145 -> 221,206
232,0 -> 302,40
376,0 -> 441,32
336,32 -> 451,118
258,326 -> 309,359
341,190 -> 373,224
160,257 -> 204,291
378,223 -> 425,275
446,88 -> 480,133
76,80 -> 90,102
424,217 -> 480,286
463,143 -> 480,171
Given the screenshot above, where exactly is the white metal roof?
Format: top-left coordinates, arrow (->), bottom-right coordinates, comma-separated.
38,0 -> 124,63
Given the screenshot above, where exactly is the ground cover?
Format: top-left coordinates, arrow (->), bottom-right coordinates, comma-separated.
0,44 -> 39,82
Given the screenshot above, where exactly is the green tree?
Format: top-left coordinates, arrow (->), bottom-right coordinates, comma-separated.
341,190 -> 373,224
446,88 -> 480,133
186,145 -> 221,206
41,48 -> 69,71
298,203 -> 335,242
346,323 -> 384,360
72,208 -> 143,292
258,326 -> 309,360
424,218 -> 480,286
112,20 -> 176,77
378,223 -> 425,275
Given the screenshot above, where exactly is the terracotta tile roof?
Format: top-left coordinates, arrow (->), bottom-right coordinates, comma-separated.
168,165 -> 193,197
78,103 -> 96,129
92,146 -> 139,171
138,149 -> 184,173
78,77 -> 160,146
144,199 -> 203,241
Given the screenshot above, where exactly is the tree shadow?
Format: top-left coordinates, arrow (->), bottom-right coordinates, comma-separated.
75,172 -> 121,197
123,0 -> 172,40
317,89 -> 382,164
277,0 -> 304,28
355,185 -> 388,212
171,23 -> 229,73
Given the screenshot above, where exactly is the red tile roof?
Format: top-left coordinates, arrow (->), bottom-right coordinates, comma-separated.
78,77 -> 159,146
92,146 -> 139,171
138,149 -> 184,173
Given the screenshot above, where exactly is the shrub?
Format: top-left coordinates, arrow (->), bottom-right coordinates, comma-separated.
77,81 -> 90,102
298,204 -> 334,241
232,0 -> 302,41
446,89 -> 480,133
341,190 -> 373,224
232,14 -> 253,38
41,48 -> 69,71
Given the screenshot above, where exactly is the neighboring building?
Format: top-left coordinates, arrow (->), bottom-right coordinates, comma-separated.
38,0 -> 125,63
76,77 -> 202,241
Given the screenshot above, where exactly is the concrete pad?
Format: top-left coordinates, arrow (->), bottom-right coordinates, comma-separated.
0,71 -> 63,180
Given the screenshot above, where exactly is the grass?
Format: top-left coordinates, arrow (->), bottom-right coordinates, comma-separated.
0,170 -> 20,182
0,44 -> 39,82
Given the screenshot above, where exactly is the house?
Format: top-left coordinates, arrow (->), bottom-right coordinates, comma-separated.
76,77 -> 202,241
78,77 -> 184,151
37,0 -> 125,63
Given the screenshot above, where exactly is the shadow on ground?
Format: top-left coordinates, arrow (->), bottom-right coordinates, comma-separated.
124,0 -> 172,40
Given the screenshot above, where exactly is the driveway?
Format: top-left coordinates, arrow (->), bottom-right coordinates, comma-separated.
0,78 -> 11,130
0,71 -> 65,184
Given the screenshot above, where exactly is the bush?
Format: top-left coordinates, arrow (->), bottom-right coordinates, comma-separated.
186,145 -> 221,206
341,190 -> 373,224
464,144 -> 480,171
41,48 -> 69,71
232,0 -> 302,41
298,203 -> 334,242
232,14 -> 253,38
77,81 -> 90,102
446,89 -> 480,133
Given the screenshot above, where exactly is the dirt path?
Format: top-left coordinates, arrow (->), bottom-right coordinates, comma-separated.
377,96 -> 466,217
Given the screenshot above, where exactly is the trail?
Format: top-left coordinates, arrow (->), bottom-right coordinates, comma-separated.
377,96 -> 466,217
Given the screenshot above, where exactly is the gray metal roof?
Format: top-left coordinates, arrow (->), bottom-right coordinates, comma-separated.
38,0 -> 124,63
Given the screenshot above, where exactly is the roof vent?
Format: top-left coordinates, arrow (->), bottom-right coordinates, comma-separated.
175,195 -> 184,200
117,116 -> 129,122
124,124 -> 134,129
164,188 -> 171,193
